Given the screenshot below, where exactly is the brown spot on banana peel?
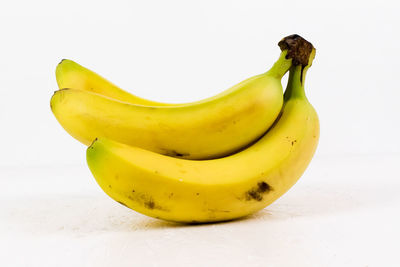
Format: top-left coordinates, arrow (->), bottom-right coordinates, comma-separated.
145,199 -> 169,211
163,149 -> 190,158
245,181 -> 272,201
128,194 -> 169,211
144,199 -> 155,209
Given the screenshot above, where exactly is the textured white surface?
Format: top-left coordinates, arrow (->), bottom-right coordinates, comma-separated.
1,154 -> 399,267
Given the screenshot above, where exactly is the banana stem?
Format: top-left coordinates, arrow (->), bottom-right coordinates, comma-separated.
268,34 -> 315,79
284,47 -> 316,101
266,50 -> 292,78
284,65 -> 305,100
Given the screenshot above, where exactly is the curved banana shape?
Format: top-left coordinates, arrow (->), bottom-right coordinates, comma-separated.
56,59 -> 173,106
86,48 -> 319,223
52,46 -> 294,159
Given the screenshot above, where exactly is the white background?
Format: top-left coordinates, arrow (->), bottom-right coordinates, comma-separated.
1,0 -> 399,266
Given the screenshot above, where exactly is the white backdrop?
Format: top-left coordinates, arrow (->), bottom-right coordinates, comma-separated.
0,0 -> 398,166
1,1 -> 400,266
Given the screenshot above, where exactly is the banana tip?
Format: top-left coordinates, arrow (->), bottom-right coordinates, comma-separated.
89,138 -> 99,149
58,59 -> 67,65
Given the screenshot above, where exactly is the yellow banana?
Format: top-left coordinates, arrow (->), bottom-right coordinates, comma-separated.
52,35 -> 311,159
56,59 -> 173,106
86,46 -> 319,223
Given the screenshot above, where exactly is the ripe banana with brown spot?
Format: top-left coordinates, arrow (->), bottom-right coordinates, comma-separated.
86,42 -> 319,223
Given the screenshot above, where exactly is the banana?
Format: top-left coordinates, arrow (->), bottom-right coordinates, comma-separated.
51,35 -> 311,159
86,44 -> 319,223
56,59 -> 173,106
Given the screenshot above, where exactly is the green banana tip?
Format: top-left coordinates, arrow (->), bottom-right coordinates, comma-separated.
278,34 -> 315,68
87,139 -> 101,162
88,138 -> 99,149
86,138 -> 101,169
58,59 -> 67,65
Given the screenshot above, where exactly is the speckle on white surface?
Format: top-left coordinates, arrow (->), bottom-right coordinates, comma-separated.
1,154 -> 399,267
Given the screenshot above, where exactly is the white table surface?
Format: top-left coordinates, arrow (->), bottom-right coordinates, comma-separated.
1,154 -> 399,267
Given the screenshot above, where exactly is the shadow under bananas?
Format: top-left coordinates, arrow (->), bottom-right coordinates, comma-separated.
1,194 -> 256,235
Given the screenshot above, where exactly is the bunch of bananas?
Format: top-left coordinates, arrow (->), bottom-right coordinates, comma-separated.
51,34 -> 319,223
